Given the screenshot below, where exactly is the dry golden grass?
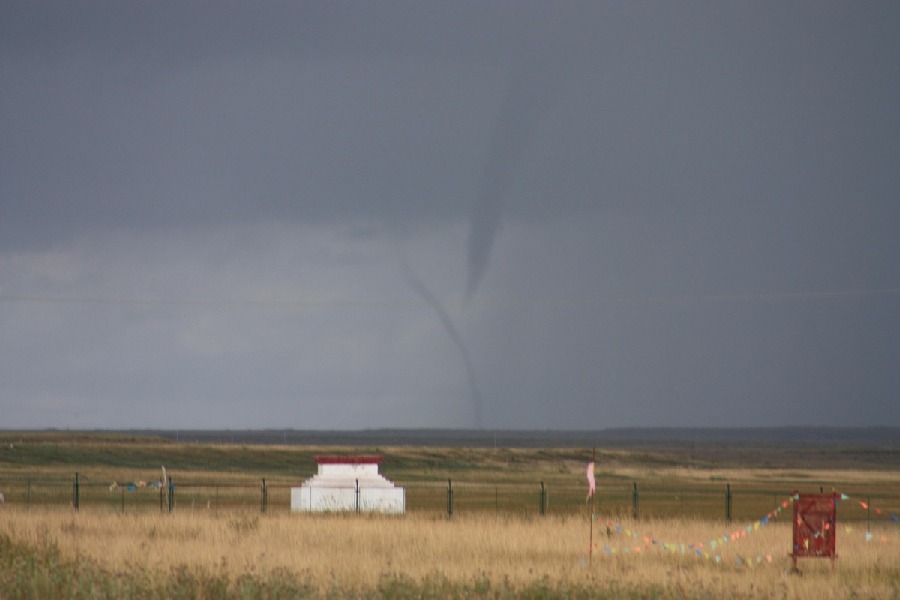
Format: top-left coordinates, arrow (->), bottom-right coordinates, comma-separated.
1,437 -> 897,596
1,507 -> 897,598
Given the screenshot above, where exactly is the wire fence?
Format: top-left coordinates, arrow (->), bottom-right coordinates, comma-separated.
1,473 -> 897,526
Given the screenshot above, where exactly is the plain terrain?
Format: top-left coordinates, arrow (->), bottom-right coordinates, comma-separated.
0,429 -> 898,599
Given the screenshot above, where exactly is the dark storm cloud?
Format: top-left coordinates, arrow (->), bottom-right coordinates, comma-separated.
4,2 -> 896,242
0,1 -> 576,249
1,1 -> 899,429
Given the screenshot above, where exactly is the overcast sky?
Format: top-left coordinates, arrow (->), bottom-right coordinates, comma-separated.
2,1 -> 898,430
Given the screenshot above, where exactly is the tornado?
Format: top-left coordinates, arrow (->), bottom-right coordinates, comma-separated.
399,255 -> 484,428
466,59 -> 559,300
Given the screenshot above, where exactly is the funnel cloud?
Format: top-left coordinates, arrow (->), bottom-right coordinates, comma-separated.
399,253 -> 484,428
466,60 -> 560,299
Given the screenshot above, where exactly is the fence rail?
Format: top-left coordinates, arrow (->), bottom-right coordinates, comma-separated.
0,474 -> 897,525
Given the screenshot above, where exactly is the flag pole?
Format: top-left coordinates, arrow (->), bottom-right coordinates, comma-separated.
588,446 -> 596,562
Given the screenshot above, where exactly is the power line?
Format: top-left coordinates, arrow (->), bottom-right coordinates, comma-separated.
0,287 -> 897,311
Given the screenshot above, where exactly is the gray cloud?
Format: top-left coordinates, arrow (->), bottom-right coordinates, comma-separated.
1,2 -> 898,429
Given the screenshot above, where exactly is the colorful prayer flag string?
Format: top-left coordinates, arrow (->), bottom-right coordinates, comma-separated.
833,492 -> 896,543
583,491 -> 896,567
587,495 -> 796,567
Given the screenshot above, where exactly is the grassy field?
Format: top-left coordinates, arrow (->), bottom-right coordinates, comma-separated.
0,432 -> 898,598
1,509 -> 898,599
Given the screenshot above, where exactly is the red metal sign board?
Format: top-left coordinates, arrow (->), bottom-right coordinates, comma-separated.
791,492 -> 838,570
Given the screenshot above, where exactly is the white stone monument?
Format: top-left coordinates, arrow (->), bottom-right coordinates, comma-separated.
291,455 -> 405,513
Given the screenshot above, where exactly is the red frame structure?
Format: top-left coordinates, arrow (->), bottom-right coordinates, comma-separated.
791,492 -> 838,570
314,455 -> 383,465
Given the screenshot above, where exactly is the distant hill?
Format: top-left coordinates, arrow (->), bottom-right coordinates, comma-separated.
2,427 -> 897,469
103,426 -> 899,448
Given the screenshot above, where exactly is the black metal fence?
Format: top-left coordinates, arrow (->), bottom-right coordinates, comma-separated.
0,474 -> 896,526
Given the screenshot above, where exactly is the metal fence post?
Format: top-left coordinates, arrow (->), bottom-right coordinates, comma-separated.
726,483 -> 732,522
355,479 -> 360,513
167,478 -> 174,513
540,481 -> 546,516
261,478 -> 268,513
632,482 -> 639,519
447,479 -> 453,518
73,472 -> 80,511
